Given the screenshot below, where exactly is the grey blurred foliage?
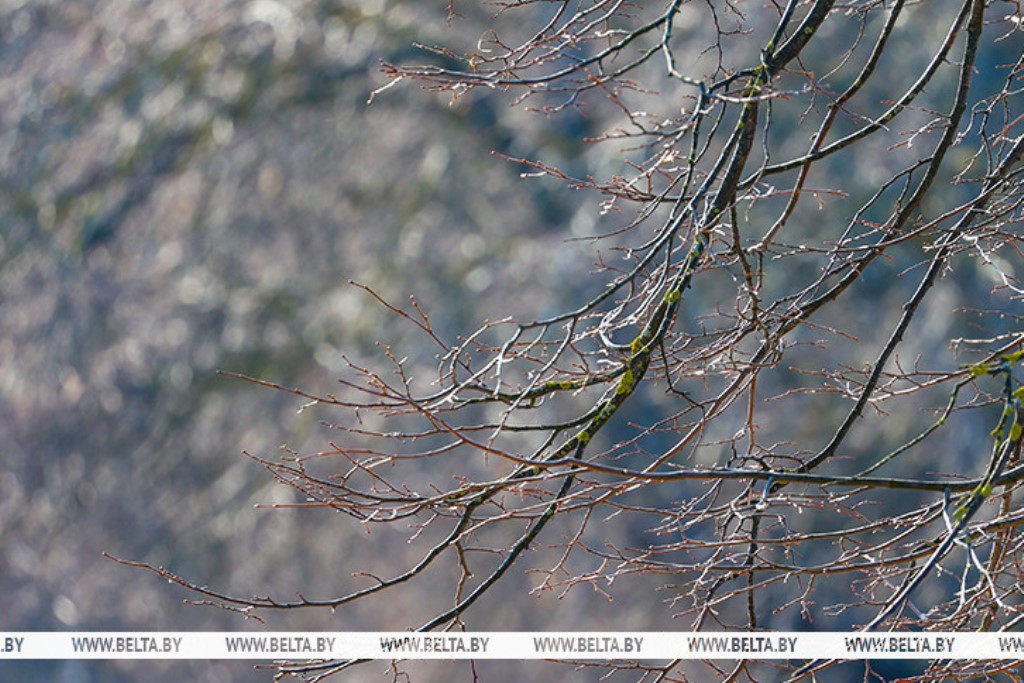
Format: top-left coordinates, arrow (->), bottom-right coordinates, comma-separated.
1,1 -> 597,681
1,0 -> 1023,682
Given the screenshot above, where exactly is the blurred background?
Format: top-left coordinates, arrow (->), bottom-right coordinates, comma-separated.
0,1 -> 607,680
1,1 -> 1020,682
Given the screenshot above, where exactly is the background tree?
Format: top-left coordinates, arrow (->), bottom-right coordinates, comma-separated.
3,1 -> 1022,682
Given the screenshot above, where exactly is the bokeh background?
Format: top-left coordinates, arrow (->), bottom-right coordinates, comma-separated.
2,1 -> 615,681
2,1 -> 1021,682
